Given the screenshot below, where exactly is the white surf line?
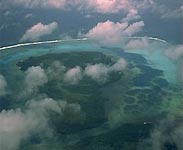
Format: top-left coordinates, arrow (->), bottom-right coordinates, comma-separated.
0,36 -> 167,51
0,38 -> 87,51
122,36 -> 167,43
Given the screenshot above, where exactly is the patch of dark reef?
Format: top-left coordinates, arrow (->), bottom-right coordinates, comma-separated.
14,50 -> 174,150
17,51 -> 113,71
17,52 -> 123,134
66,123 -> 153,150
102,47 -> 147,65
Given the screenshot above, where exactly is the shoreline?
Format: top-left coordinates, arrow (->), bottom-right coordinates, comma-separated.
0,38 -> 87,51
0,37 -> 167,51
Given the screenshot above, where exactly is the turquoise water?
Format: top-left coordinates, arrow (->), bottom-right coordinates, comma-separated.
123,42 -> 180,85
0,40 -> 182,150
0,40 -> 180,85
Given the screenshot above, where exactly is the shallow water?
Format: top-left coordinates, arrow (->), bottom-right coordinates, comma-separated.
0,40 -> 180,85
0,40 -> 182,150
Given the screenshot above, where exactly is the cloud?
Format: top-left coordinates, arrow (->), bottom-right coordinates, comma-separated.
161,5 -> 183,19
23,66 -> 48,96
11,0 -> 66,9
85,20 -> 128,45
125,37 -> 149,49
0,75 -> 7,96
110,58 -> 127,72
123,21 -> 144,36
0,109 -> 36,150
47,61 -> 66,80
84,58 -> 127,83
45,58 -> 127,85
82,0 -> 132,14
2,0 -> 134,14
165,45 -> 183,60
0,95 -> 82,150
3,0 -> 180,22
151,3 -> 183,19
20,22 -> 58,42
84,63 -> 109,83
28,98 -> 62,115
0,100 -> 51,150
64,66 -> 83,84
85,20 -> 144,45
164,44 -> 183,85
122,9 -> 141,22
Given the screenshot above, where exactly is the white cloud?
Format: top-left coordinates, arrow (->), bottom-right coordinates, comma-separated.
125,37 -> 149,49
165,45 -> 183,60
5,0 -> 134,13
0,109 -> 36,150
85,20 -> 128,45
47,61 -> 66,80
164,44 -> 183,87
0,105 -> 50,150
64,66 -> 83,84
85,20 -> 144,45
161,5 -> 183,19
84,58 -> 127,83
28,98 -> 62,115
123,21 -> 144,36
110,58 -> 127,72
122,9 -> 141,22
0,0 -> 157,24
84,63 -> 109,83
24,66 -> 48,96
20,22 -> 58,42
0,75 -> 7,96
0,96 -> 82,150
82,0 -> 131,14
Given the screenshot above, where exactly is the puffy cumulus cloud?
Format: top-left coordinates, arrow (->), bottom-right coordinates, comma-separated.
122,9 -> 141,22
165,45 -> 183,60
85,20 -> 128,45
165,44 -> 183,84
20,22 -> 58,42
28,98 -> 62,115
0,100 -> 51,150
125,37 -> 149,49
64,66 -> 83,84
85,63 -> 109,83
84,58 -> 127,83
83,0 -> 132,14
28,98 -> 82,121
0,75 -> 7,96
85,20 -> 144,45
0,109 -> 37,150
1,0 -> 137,13
47,61 -> 66,80
24,66 -> 48,96
0,96 -> 82,150
109,58 -> 127,72
123,21 -> 144,36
